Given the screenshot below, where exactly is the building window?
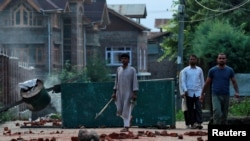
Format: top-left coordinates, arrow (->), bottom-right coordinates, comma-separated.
17,47 -> 45,65
36,47 -> 45,64
105,47 -> 132,66
1,46 -> 45,66
14,5 -> 29,26
1,2 -> 43,27
18,47 -> 29,62
54,46 -> 60,64
52,14 -> 60,28
32,14 -> 43,26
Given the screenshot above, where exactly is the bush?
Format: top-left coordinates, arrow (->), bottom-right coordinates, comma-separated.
49,113 -> 61,120
0,111 -> 16,123
176,97 -> 250,121
176,110 -> 184,121
229,97 -> 250,116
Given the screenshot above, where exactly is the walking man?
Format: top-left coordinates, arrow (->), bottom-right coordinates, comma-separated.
181,54 -> 204,129
200,53 -> 239,125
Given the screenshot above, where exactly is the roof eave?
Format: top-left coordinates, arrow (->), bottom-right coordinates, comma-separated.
108,8 -> 150,31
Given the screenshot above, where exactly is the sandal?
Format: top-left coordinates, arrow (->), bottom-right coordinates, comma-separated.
120,127 -> 129,132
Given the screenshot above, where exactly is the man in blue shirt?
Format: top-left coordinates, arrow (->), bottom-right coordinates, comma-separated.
200,53 -> 239,125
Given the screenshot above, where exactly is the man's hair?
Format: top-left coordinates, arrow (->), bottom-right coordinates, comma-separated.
120,53 -> 130,59
218,53 -> 226,57
190,54 -> 197,59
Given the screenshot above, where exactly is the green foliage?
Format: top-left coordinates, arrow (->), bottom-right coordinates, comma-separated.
161,0 -> 250,72
159,20 -> 179,62
175,110 -> 185,121
59,58 -> 111,83
192,20 -> 250,72
176,97 -> 250,121
0,103 -> 18,122
229,97 -> 250,116
86,57 -> 112,82
0,111 -> 16,123
59,60 -> 87,83
49,113 -> 61,120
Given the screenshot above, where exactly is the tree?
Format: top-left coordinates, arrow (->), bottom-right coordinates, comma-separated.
86,57 -> 112,82
59,58 -> 112,83
192,20 -> 250,73
59,60 -> 87,83
161,0 -> 250,72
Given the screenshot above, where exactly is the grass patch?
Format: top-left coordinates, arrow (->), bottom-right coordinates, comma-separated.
176,110 -> 184,121
229,97 -> 250,116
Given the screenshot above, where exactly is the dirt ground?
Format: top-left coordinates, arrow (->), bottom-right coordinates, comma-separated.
0,120 -> 208,141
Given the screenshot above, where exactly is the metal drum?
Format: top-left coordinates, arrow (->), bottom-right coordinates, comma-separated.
20,79 -> 51,111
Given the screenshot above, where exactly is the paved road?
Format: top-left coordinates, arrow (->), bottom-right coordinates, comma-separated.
0,120 -> 208,141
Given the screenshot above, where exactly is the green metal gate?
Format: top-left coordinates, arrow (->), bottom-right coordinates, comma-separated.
61,78 -> 175,128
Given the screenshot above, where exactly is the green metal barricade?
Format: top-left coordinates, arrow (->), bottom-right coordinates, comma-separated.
61,78 -> 175,128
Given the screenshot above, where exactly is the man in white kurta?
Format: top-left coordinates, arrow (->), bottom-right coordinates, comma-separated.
181,54 -> 204,129
112,53 -> 139,132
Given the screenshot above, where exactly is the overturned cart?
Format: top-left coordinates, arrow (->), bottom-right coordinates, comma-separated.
0,79 -> 52,114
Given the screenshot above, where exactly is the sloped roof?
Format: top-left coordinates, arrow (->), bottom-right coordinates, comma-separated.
83,0 -> 110,25
108,8 -> 150,31
108,4 -> 147,18
0,0 -> 109,25
0,0 -> 11,10
147,31 -> 170,40
154,19 -> 170,29
84,0 -> 109,23
37,0 -> 68,10
0,0 -> 69,12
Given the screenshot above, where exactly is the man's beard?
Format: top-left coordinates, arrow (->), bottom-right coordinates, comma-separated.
218,63 -> 225,66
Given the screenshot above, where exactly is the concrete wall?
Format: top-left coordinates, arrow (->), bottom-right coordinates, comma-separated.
230,73 -> 250,96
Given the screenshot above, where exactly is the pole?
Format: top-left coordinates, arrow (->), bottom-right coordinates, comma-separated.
177,2 -> 185,72
40,9 -> 64,76
176,1 -> 185,111
48,15 -> 51,76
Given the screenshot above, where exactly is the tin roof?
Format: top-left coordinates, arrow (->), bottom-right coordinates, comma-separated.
108,8 -> 150,31
37,0 -> 68,10
108,4 -> 147,18
147,31 -> 170,40
84,0 -> 107,22
0,0 -> 69,12
154,19 -> 169,29
0,0 -> 109,24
